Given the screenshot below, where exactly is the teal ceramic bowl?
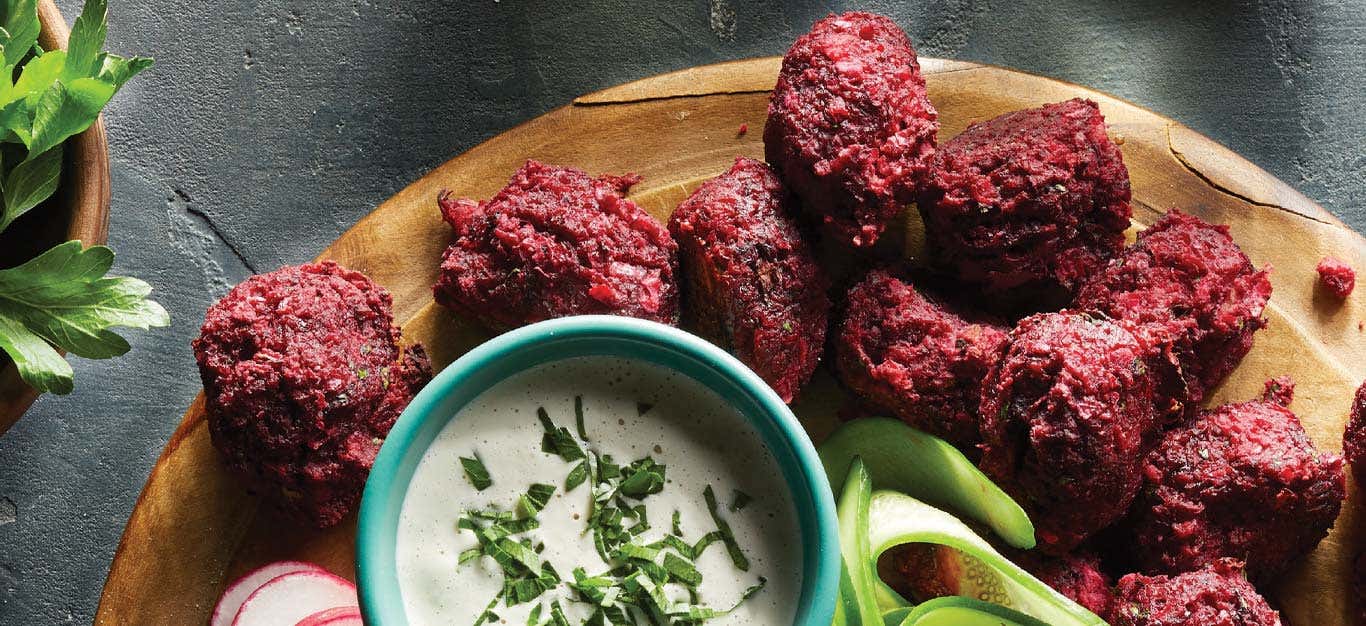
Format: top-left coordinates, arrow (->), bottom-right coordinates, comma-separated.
357,315 -> 839,625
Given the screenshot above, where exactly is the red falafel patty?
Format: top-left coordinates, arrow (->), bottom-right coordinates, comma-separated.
919,99 -> 1130,297
1015,550 -> 1116,619
764,11 -> 938,248
1345,380 -> 1366,485
435,160 -> 679,329
194,262 -> 432,528
1128,377 -> 1344,578
836,269 -> 1008,450
1112,559 -> 1282,626
1075,210 -> 1272,417
979,311 -> 1157,554
668,157 -> 830,403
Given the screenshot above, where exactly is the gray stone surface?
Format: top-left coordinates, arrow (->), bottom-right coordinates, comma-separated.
0,0 -> 1362,622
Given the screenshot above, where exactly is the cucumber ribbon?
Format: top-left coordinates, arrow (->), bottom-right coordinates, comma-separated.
822,419 -> 1108,626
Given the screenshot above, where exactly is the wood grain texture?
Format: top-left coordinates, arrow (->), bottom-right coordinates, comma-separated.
97,57 -> 1365,625
0,0 -> 113,436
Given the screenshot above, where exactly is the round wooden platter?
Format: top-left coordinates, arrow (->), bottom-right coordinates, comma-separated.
97,57 -> 1366,624
0,0 -> 113,436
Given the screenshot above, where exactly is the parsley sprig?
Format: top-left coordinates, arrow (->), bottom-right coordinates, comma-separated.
455,399 -> 768,624
0,0 -> 164,395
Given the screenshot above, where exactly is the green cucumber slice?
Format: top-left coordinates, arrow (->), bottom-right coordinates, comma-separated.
867,489 -> 1107,626
882,607 -> 912,626
820,417 -> 1035,549
874,578 -> 911,611
900,596 -> 1052,626
838,458 -> 882,626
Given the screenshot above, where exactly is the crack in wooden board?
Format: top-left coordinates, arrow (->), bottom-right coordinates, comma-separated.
1166,122 -> 1335,227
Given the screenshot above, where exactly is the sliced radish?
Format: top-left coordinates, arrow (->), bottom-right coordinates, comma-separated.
212,561 -> 327,626
231,570 -> 358,626
295,606 -> 362,626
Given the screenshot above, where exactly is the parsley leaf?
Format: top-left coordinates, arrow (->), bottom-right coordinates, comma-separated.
461,454 -> 493,491
62,0 -> 108,82
517,483 -> 556,518
0,242 -> 168,394
1,143 -> 61,229
704,485 -> 750,571
538,407 -> 585,461
0,0 -> 41,69
0,1 -> 158,396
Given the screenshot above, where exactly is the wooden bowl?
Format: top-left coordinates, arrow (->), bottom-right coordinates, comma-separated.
0,0 -> 113,436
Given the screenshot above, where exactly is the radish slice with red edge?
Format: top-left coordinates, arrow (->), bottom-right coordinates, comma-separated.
230,570 -> 357,626
211,561 -> 326,626
295,605 -> 362,626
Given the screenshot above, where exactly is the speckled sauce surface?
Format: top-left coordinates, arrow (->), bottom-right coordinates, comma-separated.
397,356 -> 799,625
2,1 -> 1365,623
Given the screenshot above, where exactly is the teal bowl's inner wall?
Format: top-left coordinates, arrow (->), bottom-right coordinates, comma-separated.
359,321 -> 837,625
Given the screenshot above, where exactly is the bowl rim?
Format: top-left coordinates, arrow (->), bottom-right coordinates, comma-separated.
356,315 -> 839,625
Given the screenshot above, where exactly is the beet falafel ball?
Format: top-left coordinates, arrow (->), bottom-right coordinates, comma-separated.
979,311 -> 1157,554
668,157 -> 830,403
1075,211 -> 1272,417
1127,377 -> 1344,579
1015,550 -> 1116,618
919,99 -> 1130,297
764,11 -> 938,248
435,160 -> 679,330
1112,559 -> 1282,626
194,262 -> 432,528
1344,380 -> 1366,485
836,269 -> 1008,450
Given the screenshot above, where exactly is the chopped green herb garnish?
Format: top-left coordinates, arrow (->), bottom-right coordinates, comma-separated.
618,457 -> 666,498
461,455 -> 493,491
458,547 -> 482,565
662,551 -> 703,586
574,395 -> 589,441
548,601 -> 571,626
472,591 -> 503,626
565,460 -> 590,492
457,402 -> 765,623
704,485 -> 750,571
517,483 -> 556,518
539,407 -> 586,461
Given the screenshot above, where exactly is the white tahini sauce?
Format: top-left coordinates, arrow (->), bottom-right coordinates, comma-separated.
396,356 -> 802,625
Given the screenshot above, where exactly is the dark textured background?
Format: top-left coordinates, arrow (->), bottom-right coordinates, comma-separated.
0,0 -> 1362,622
